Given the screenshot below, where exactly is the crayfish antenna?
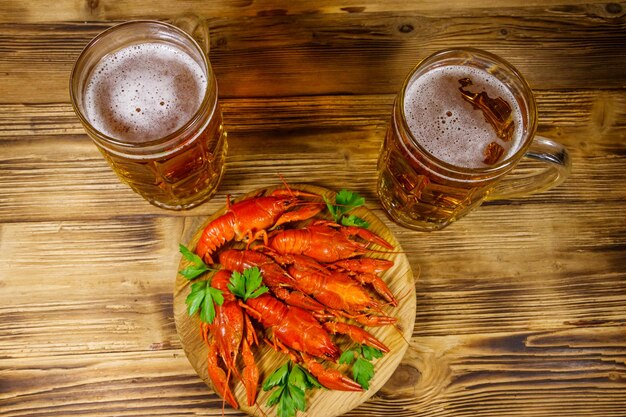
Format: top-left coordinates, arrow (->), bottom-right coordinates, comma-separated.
225,194 -> 233,210
387,286 -> 414,346
254,402 -> 269,417
277,173 -> 295,198
271,174 -> 323,200
393,322 -> 411,347
333,308 -> 396,327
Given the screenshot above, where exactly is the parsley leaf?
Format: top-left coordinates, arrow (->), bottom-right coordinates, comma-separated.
323,195 -> 340,221
179,244 -> 213,280
228,267 -> 269,301
186,281 -> 207,316
184,277 -> 224,324
339,344 -> 384,390
338,349 -> 357,365
263,362 -> 290,391
266,385 -> 284,407
336,189 -> 365,209
353,358 -> 375,390
324,189 -> 368,227
341,214 -> 370,228
201,286 -> 224,324
263,362 -> 321,417
361,345 -> 384,361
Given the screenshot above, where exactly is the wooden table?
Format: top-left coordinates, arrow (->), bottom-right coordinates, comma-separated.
2,1 -> 625,416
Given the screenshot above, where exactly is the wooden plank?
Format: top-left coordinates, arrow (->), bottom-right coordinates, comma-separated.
0,216 -> 183,359
2,336 -> 624,416
0,0 -> 616,23
1,7 -> 624,102
1,351 -> 227,416
1,190 -> 624,413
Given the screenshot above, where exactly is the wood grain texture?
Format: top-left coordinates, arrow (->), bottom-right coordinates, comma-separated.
1,1 -> 618,23
1,5 -> 625,103
1,1 -> 625,416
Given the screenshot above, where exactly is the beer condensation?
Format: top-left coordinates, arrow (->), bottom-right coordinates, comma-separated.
377,64 -> 524,230
83,42 -> 226,209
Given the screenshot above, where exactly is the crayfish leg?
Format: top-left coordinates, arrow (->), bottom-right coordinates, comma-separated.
354,272 -> 398,307
243,312 -> 258,347
324,322 -> 389,353
241,229 -> 269,248
351,313 -> 397,327
272,203 -> 324,229
331,258 -> 394,275
272,287 -> 327,312
268,188 -> 322,199
342,226 -> 395,250
301,354 -> 362,392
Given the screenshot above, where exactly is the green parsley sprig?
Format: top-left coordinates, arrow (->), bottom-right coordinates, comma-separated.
228,267 -> 269,301
186,279 -> 224,324
338,344 -> 384,389
263,361 -> 322,417
323,189 -> 370,228
179,244 -> 214,280
179,244 -> 223,324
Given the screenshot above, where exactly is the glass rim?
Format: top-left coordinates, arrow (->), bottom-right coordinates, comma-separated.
69,19 -> 215,151
398,47 -> 538,177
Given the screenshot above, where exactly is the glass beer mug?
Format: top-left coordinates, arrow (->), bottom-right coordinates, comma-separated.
70,17 -> 227,210
377,48 -> 571,231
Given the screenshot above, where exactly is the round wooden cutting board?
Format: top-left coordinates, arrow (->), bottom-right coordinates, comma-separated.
173,184 -> 416,417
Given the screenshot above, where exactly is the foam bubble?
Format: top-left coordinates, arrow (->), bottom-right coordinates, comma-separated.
404,65 -> 523,168
84,42 -> 207,143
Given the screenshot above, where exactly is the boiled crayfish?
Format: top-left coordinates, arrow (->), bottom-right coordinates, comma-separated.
268,219 -> 394,262
201,270 -> 259,409
276,253 -> 398,326
195,188 -> 324,263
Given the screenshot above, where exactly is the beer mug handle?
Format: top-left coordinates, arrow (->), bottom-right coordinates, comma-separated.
168,14 -> 210,55
485,136 -> 571,201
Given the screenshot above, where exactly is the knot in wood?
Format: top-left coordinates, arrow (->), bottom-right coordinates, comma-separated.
605,3 -> 622,14
398,24 -> 414,34
382,363 -> 421,392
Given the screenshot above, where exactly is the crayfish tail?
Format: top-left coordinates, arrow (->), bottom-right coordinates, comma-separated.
206,342 -> 239,409
241,338 -> 259,406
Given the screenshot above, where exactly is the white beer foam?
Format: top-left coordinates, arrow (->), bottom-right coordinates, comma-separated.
404,65 -> 523,168
84,42 -> 206,143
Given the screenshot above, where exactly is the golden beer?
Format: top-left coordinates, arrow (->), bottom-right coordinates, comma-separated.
71,21 -> 226,210
377,49 -> 570,231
